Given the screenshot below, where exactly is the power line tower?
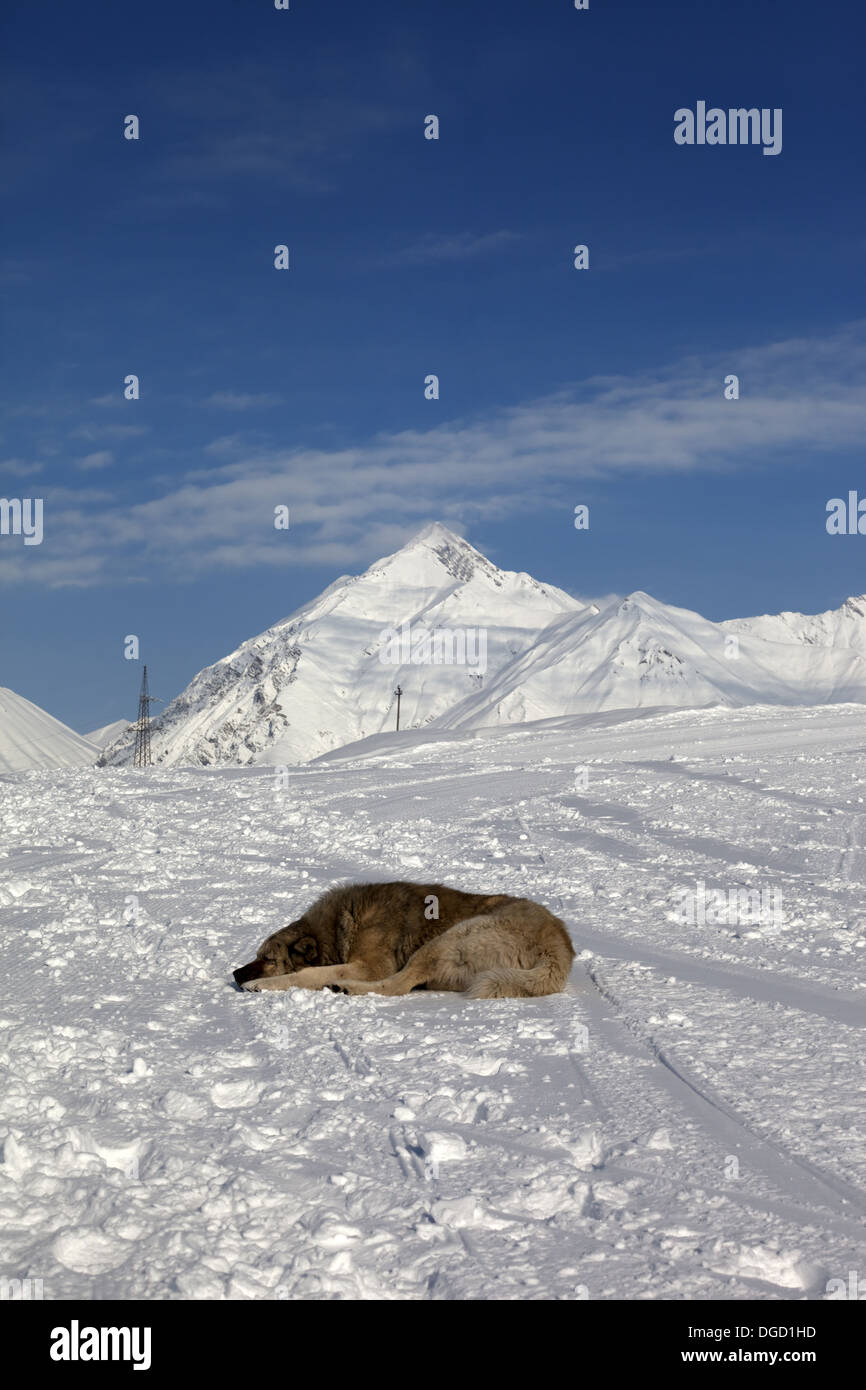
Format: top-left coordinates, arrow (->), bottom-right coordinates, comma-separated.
133,666 -> 161,768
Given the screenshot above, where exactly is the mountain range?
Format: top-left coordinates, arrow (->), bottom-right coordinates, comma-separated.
100,523 -> 866,767
5,523 -> 866,771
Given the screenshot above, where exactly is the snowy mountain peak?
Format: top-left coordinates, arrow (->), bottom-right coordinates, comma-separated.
85,718 -> 134,750
614,590 -> 652,609
401,520 -> 472,550
612,591 -> 674,626
100,525 -> 581,768
0,687 -> 99,773
366,522 -> 504,592
722,592 -> 866,653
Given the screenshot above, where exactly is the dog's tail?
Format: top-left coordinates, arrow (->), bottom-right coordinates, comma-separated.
463,950 -> 573,1001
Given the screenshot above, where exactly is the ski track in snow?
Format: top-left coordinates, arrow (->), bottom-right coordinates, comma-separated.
1,703 -> 865,1300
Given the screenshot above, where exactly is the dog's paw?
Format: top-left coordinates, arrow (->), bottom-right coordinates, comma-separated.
240,979 -> 264,992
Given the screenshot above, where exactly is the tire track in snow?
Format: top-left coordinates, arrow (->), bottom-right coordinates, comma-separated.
582,963 -> 866,1225
629,758 -> 853,814
838,812 -> 866,885
537,794 -> 866,1030
566,925 -> 866,1030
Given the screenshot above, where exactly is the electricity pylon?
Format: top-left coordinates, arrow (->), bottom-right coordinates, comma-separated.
133,666 -> 161,768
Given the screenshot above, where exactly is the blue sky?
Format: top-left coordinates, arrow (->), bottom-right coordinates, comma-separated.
1,0 -> 865,732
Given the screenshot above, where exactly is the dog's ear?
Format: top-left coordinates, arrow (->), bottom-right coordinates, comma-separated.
293,935 -> 318,965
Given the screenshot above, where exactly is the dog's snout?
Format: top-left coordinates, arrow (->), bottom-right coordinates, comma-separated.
233,961 -> 264,987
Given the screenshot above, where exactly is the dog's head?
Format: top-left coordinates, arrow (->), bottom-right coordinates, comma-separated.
232,919 -> 320,987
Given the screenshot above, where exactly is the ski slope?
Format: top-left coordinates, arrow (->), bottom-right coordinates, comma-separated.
1,704 -> 865,1299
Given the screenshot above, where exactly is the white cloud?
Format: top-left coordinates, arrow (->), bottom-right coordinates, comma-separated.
5,322 -> 865,588
204,434 -> 252,456
76,451 -> 114,472
0,458 -> 44,477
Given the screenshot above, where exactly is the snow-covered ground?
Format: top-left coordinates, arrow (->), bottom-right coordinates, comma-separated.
1,703 -> 865,1300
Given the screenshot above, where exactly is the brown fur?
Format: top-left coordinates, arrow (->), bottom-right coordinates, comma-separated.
232,880 -> 575,1000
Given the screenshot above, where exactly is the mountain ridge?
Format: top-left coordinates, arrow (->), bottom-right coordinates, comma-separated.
64,524 -> 866,768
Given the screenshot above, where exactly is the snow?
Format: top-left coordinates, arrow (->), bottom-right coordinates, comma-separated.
723,595 -> 866,652
2,702 -> 865,1299
0,687 -> 98,774
85,719 -> 133,750
97,525 -> 866,769
436,590 -> 866,730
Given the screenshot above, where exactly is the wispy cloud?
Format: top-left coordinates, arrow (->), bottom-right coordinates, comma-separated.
0,458 -> 44,478
203,392 -> 283,411
69,424 -> 149,442
598,244 -> 718,271
387,230 -> 522,266
3,322 -> 864,589
135,65 -> 398,200
203,434 -> 254,457
76,451 -> 114,472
